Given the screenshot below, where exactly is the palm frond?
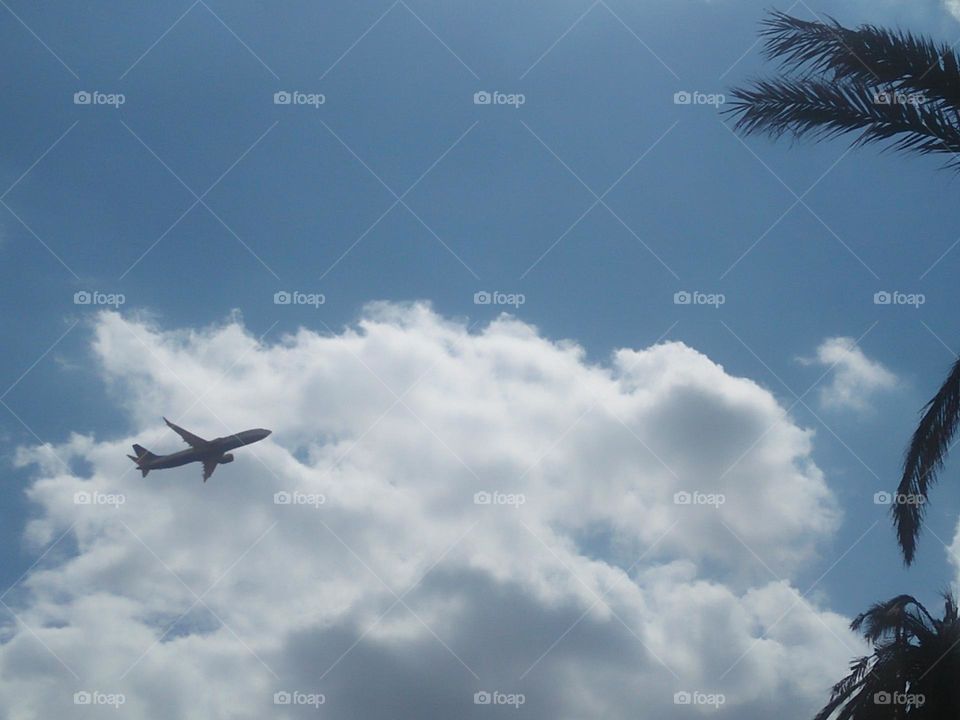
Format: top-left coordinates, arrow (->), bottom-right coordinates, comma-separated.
760,10 -> 960,107
896,358 -> 960,564
727,11 -> 960,171
728,77 -> 960,164
850,594 -> 935,646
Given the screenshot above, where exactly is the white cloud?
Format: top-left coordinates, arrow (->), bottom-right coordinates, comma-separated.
803,337 -> 897,412
0,304 -> 862,719
947,519 -> 960,596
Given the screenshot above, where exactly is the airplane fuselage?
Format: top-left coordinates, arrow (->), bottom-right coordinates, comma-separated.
145,429 -> 271,469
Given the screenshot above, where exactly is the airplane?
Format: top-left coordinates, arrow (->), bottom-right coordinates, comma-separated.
127,417 -> 272,482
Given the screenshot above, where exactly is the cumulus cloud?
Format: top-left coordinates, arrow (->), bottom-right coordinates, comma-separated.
803,337 -> 897,412
0,304 -> 861,719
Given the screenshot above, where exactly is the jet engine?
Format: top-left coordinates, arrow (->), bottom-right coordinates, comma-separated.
218,453 -> 235,464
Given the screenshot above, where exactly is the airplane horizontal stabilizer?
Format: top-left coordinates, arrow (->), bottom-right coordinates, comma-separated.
128,444 -> 157,478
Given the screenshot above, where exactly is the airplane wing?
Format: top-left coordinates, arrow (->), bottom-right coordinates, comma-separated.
164,417 -> 210,449
202,458 -> 219,482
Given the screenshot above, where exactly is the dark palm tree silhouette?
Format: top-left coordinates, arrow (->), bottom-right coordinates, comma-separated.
813,594 -> 960,719
728,11 -> 960,164
727,11 -> 960,563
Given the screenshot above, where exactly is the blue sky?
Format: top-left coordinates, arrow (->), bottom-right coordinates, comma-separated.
5,1 -> 960,717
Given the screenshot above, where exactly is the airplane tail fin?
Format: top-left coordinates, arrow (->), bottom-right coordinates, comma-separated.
128,444 -> 156,478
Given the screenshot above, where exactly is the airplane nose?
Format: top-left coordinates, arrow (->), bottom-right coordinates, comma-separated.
261,429 -> 272,438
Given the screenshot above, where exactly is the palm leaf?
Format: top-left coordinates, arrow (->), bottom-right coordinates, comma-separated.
759,10 -> 960,108
727,12 -> 960,169
728,77 -> 960,162
896,358 -> 960,564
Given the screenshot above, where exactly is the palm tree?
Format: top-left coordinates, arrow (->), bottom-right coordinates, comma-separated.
727,11 -> 960,563
813,594 -> 960,718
